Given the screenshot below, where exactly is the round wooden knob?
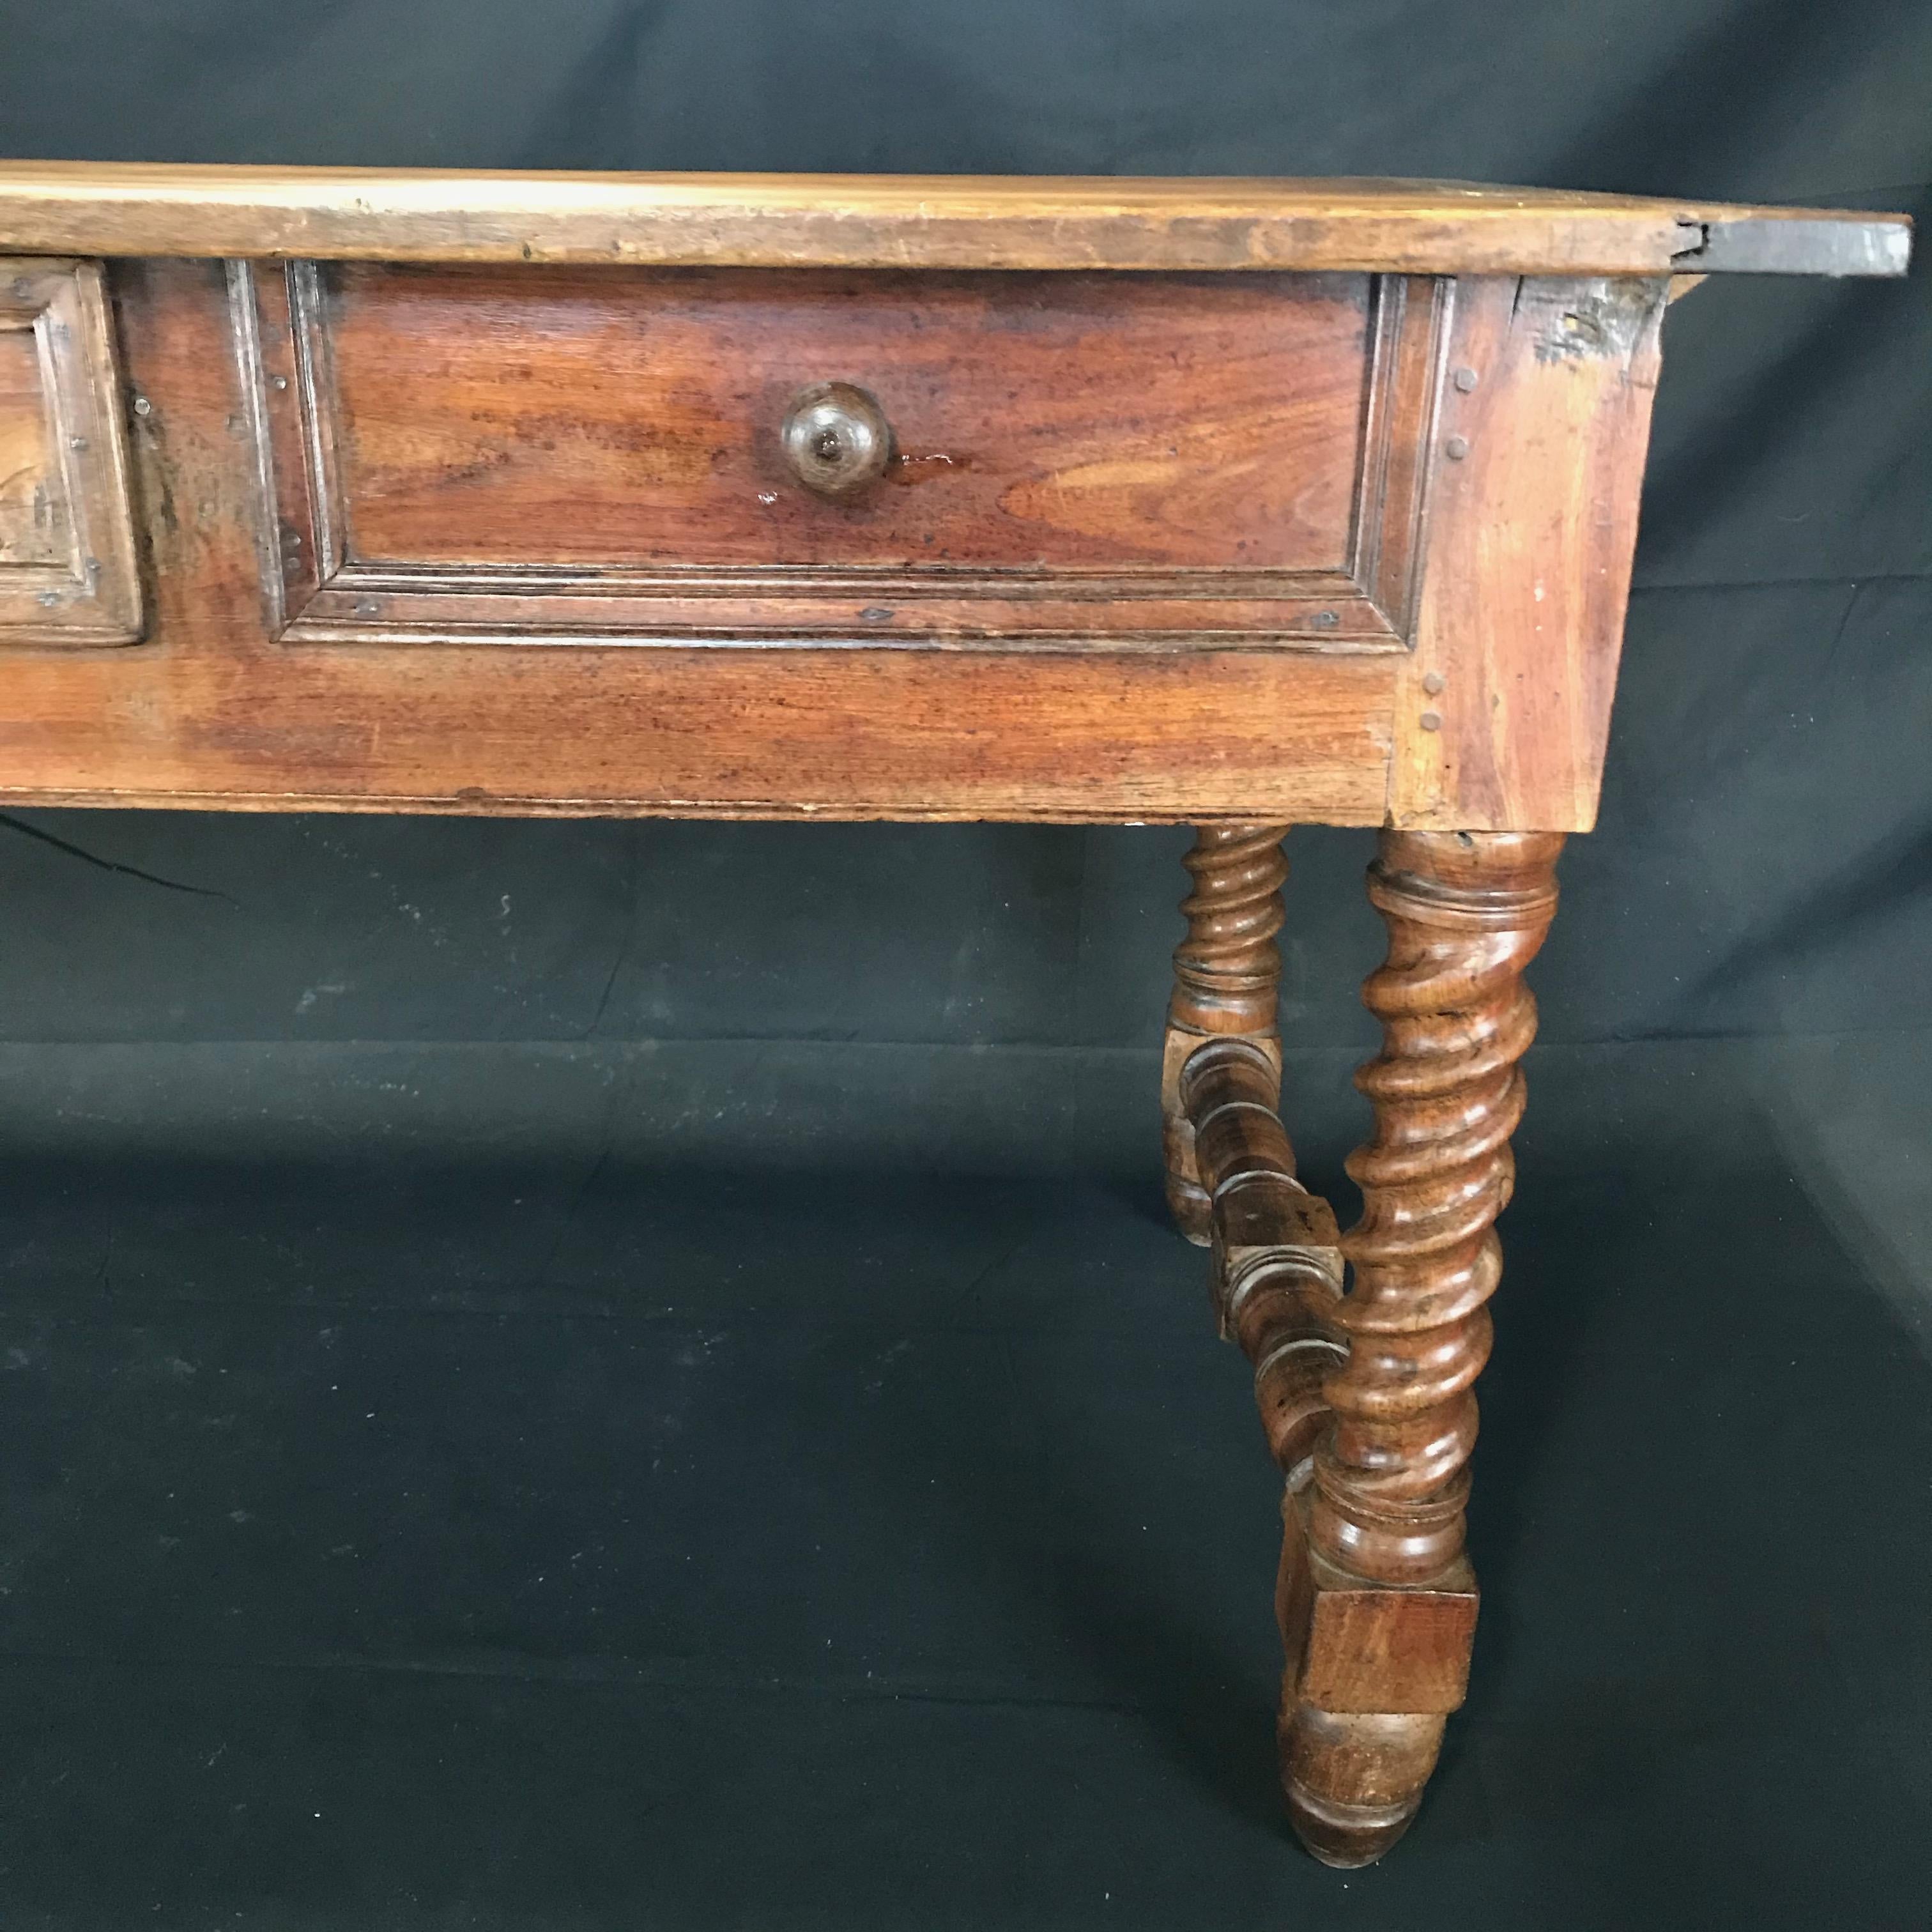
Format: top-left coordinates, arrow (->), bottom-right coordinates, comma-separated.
779,381 -> 894,498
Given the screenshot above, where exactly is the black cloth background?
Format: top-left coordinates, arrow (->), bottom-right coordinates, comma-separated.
0,6 -> 1927,1928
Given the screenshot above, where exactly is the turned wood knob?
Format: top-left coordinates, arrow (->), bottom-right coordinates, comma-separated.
779,381 -> 894,498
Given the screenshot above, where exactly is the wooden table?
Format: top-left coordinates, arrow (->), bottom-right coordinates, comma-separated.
0,164 -> 1910,1866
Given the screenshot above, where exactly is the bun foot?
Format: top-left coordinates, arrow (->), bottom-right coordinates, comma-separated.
1285,1788 -> 1422,1869
1279,1706 -> 1443,1867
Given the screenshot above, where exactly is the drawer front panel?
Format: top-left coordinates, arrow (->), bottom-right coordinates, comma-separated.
0,258 -> 143,644
244,263 -> 1443,647
334,265 -> 1368,572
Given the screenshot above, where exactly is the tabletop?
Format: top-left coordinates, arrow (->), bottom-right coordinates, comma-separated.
0,164 -> 1912,275
0,166 -> 1911,831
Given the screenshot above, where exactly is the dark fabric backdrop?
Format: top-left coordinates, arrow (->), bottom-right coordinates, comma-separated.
0,7 -> 1928,1929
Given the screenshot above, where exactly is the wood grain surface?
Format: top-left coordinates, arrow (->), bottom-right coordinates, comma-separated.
0,254 -> 1689,827
0,190 -> 1843,824
0,164 -> 1910,277
318,264 -> 1370,574
1392,275 -> 1671,832
0,259 -> 1399,823
0,324 -> 58,564
244,260 -> 1436,648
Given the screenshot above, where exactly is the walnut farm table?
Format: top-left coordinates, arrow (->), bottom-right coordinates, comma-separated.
0,165 -> 1910,1865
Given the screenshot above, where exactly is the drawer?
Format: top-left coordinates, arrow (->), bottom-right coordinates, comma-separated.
241,262 -> 1445,648
0,257 -> 143,643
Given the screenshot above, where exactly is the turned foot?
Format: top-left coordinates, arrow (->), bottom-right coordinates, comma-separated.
1275,1487 -> 1475,1865
1162,824 -> 1290,1245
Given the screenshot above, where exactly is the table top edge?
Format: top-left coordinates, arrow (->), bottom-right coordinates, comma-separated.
0,164 -> 1910,277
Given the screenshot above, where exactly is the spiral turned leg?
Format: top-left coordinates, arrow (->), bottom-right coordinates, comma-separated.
1163,824 -> 1291,1245
1277,828 -> 1564,1866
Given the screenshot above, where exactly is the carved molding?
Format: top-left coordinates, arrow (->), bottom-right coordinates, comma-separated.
230,261 -> 1446,652
0,257 -> 143,645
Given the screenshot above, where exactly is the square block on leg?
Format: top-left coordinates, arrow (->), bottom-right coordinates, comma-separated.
1275,1486 -> 1477,1715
